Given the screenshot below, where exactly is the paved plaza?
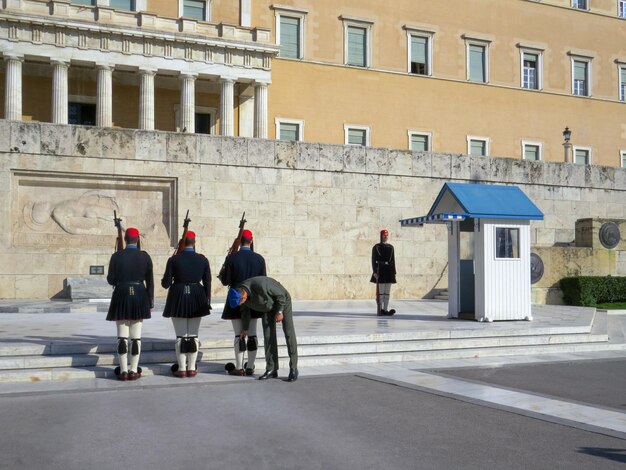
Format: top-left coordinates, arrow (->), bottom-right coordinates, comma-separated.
0,299 -> 624,468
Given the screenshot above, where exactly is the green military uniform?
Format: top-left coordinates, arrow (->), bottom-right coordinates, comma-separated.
238,276 -> 298,371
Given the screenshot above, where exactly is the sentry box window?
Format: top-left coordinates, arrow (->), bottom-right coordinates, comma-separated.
495,228 -> 519,259
90,265 -> 105,275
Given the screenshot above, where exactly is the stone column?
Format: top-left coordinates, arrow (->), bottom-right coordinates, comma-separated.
139,69 -> 156,130
563,142 -> 572,163
96,64 -> 113,127
51,60 -> 69,124
180,73 -> 196,133
220,78 -> 235,136
4,55 -> 23,121
253,81 -> 269,139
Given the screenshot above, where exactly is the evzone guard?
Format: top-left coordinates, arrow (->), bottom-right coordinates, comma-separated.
371,229 -> 397,316
219,226 -> 267,376
161,213 -> 212,378
106,218 -> 154,381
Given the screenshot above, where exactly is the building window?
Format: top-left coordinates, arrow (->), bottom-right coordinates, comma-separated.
278,16 -> 303,59
276,118 -> 304,142
71,0 -> 95,4
467,42 -> 488,83
409,131 -> 431,151
572,0 -> 588,10
68,102 -> 96,126
181,0 -> 209,21
572,58 -> 591,96
345,125 -> 370,146
620,1 -> 626,18
109,0 -> 135,10
195,113 -> 211,135
574,146 -> 591,165
620,66 -> 626,101
467,136 -> 489,156
342,17 -> 373,68
521,51 -> 541,90
522,141 -> 542,161
495,228 -> 519,259
409,35 -> 431,75
621,150 -> 626,168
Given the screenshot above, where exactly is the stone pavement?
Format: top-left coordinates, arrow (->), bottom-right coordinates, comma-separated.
0,297 -> 625,442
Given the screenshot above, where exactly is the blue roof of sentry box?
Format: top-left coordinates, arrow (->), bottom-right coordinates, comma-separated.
400,182 -> 544,226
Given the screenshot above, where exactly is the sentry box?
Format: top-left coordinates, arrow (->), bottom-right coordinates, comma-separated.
400,183 -> 544,322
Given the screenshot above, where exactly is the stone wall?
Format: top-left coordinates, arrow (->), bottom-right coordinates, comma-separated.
1,120 -> 625,300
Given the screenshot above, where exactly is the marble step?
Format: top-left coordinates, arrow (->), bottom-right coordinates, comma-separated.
0,325 -> 594,357
0,332 -> 608,372
2,340 -> 625,383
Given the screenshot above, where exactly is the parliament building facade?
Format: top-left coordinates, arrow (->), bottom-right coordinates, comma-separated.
1,0 -> 625,166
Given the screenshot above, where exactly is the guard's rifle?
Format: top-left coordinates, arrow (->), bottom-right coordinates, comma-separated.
217,212 -> 247,283
174,210 -> 191,255
375,263 -> 382,316
114,211 -> 124,252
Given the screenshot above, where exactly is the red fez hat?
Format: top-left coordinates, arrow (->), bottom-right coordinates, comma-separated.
242,229 -> 253,239
186,231 -> 196,239
126,227 -> 139,237
380,229 -> 389,235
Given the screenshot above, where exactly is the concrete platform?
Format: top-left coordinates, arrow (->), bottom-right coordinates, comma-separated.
0,298 -> 624,384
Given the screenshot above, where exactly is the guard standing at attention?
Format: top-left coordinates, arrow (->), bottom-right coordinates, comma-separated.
228,276 -> 298,382
106,227 -> 154,381
219,229 -> 266,376
161,231 -> 211,378
371,229 -> 397,316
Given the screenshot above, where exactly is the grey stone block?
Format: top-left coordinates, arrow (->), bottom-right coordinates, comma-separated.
136,130 -> 167,161
65,277 -> 112,300
448,153 -> 467,180
72,126 -> 102,158
0,120 -> 10,153
296,142 -> 320,170
586,165 -> 615,190
247,138 -> 274,167
388,149 -> 412,176
469,156 -> 490,181
344,145 -> 366,172
411,151 -> 432,177
275,140 -> 297,168
102,128 -> 136,160
491,157 -> 513,182
221,136 -> 247,165
166,132 -> 197,163
365,147 -> 389,174
319,144 -> 344,172
40,123 -> 72,156
10,121 -> 40,154
615,168 -> 626,190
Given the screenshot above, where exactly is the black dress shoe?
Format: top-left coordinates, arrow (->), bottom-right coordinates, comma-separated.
258,370 -> 278,380
287,368 -> 299,382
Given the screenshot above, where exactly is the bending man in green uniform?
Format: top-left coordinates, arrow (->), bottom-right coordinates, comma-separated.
228,276 -> 298,382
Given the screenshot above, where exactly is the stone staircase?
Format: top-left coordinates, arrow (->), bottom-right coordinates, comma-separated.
1,310 -> 622,383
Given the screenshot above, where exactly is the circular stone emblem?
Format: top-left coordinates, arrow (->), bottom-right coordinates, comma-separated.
530,253 -> 544,284
599,222 -> 621,249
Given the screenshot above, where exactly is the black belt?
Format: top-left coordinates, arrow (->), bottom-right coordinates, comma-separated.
174,282 -> 199,285
376,261 -> 390,265
118,282 -> 143,286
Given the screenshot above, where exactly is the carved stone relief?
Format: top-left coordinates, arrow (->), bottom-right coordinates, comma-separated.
13,171 -> 177,249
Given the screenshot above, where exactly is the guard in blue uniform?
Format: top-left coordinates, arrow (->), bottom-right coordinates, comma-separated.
219,229 -> 266,376
370,229 -> 397,316
161,231 -> 211,378
106,227 -> 154,381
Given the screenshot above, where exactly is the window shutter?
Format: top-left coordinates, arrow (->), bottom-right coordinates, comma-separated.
470,140 -> 486,156
347,26 -> 367,66
183,0 -> 206,20
574,61 -> 587,81
411,37 -> 427,65
524,145 -> 539,161
469,45 -> 485,82
348,128 -> 366,145
110,0 -> 134,10
575,149 -> 589,165
410,135 -> 428,152
280,123 -> 299,141
280,16 -> 300,59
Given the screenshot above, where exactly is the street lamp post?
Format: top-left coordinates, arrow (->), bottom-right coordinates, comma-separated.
562,127 -> 572,163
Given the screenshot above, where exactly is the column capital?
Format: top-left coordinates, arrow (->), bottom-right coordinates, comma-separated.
219,76 -> 237,84
139,67 -> 157,76
179,72 -> 198,80
51,59 -> 70,67
253,80 -> 271,87
3,53 -> 24,62
96,63 -> 114,71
